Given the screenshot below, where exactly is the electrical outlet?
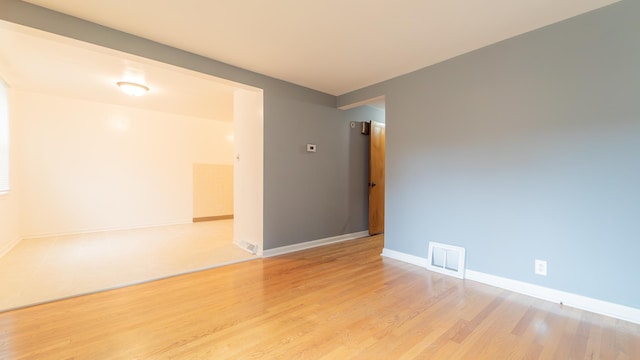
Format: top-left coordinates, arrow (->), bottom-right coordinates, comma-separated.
535,259 -> 547,276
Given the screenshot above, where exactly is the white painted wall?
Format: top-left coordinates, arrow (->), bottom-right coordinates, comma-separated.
15,90 -> 234,238
0,85 -> 20,256
233,90 -> 263,252
0,195 -> 19,256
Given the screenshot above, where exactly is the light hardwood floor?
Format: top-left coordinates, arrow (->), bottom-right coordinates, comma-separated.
0,220 -> 256,311
1,235 -> 638,359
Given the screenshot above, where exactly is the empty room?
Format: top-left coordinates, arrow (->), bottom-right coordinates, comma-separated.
0,0 -> 639,359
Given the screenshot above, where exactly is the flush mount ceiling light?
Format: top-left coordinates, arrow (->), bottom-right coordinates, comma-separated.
116,81 -> 149,96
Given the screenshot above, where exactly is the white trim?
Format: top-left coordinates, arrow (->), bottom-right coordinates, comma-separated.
337,95 -> 385,110
262,231 -> 369,257
0,236 -> 20,258
465,270 -> 640,325
21,219 -> 194,239
379,248 -> 640,325
381,248 -> 429,268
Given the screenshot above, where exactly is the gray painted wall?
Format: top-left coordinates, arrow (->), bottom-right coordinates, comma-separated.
0,0 -> 363,250
264,94 -> 348,247
339,0 -> 640,308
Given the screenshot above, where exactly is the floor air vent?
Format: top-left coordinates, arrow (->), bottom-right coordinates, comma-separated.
427,242 -> 466,279
235,240 -> 259,255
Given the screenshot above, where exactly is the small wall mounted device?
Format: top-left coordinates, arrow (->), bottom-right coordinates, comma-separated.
361,121 -> 371,135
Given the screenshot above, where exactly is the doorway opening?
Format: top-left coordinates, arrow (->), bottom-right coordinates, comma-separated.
339,96 -> 386,236
0,22 -> 264,311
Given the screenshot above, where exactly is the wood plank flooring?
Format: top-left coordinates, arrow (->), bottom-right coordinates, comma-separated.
0,220 -> 254,312
1,235 -> 638,359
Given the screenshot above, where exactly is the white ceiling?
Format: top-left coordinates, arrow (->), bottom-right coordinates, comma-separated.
23,0 -> 619,96
0,22 -> 239,121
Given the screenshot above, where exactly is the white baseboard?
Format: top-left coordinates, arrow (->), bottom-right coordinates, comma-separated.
262,231 -> 369,258
21,219 -> 194,239
381,248 -> 429,268
465,270 -> 640,325
0,236 -> 21,258
381,248 -> 640,325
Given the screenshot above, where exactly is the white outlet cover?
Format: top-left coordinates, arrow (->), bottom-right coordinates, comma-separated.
535,259 -> 547,276
306,144 -> 316,152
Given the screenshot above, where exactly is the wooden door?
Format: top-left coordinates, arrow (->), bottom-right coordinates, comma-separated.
369,121 -> 385,235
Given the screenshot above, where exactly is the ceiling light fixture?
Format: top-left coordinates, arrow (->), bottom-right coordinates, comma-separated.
117,81 -> 149,96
